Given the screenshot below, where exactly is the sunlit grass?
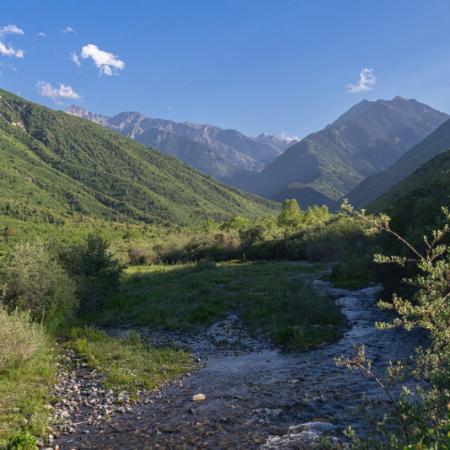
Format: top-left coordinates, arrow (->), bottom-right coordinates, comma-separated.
66,327 -> 194,394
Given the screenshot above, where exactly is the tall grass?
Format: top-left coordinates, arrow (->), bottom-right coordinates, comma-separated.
0,308 -> 55,445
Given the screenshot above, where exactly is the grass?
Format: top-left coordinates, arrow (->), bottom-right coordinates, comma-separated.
327,257 -> 377,289
0,309 -> 55,447
86,260 -> 343,350
66,327 -> 194,394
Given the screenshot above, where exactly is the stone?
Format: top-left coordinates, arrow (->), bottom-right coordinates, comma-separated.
192,393 -> 206,402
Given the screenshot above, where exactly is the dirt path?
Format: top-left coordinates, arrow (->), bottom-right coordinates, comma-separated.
55,281 -> 423,449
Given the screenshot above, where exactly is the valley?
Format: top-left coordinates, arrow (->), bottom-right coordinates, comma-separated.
0,12 -> 449,448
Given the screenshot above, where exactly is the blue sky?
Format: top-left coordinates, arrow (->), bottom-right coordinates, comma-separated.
2,0 -> 450,137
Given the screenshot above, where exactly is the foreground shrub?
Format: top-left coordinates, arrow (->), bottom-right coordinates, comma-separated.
62,234 -> 124,312
0,241 -> 77,331
338,204 -> 450,448
0,308 -> 54,444
0,308 -> 48,370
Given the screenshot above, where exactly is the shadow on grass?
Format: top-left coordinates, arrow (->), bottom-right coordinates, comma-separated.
83,260 -> 343,351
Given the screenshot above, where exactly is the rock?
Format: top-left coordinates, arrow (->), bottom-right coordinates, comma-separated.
192,393 -> 206,402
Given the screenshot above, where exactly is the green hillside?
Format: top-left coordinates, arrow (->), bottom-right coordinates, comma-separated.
348,119 -> 450,208
370,149 -> 450,238
0,90 -> 276,225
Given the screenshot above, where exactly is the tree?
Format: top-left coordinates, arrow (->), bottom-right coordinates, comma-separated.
61,234 -> 125,312
278,199 -> 303,228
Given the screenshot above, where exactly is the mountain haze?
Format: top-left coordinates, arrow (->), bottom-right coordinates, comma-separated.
0,90 -> 276,226
65,106 -> 292,179
348,118 -> 450,207
230,97 -> 448,208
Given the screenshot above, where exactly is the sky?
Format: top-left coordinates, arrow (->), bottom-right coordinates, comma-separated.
2,0 -> 450,138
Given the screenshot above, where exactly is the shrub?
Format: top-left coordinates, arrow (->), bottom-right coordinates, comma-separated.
338,203 -> 450,447
0,308 -> 54,444
4,431 -> 37,450
62,234 -> 124,311
128,247 -> 155,265
0,241 -> 77,331
0,308 -> 47,370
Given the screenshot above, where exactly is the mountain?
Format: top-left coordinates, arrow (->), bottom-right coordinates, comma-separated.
348,118 -> 450,208
256,132 -> 300,152
230,97 -> 448,208
65,106 -> 289,179
369,149 -> 450,239
0,89 -> 276,226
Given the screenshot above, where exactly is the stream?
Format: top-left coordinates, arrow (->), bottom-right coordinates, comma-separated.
55,280 -> 423,449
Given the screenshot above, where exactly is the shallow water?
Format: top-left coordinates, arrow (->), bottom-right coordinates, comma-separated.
56,281 -> 423,449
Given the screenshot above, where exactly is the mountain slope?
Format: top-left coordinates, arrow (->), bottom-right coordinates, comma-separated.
369,149 -> 450,237
348,118 -> 450,207
0,90 -> 276,225
231,97 -> 448,208
66,106 -> 290,179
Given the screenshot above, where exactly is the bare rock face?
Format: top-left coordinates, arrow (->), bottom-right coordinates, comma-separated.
64,105 -> 289,180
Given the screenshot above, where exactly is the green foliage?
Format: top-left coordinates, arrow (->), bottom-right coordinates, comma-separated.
0,309 -> 55,445
61,234 -> 124,312
339,204 -> 450,448
3,431 -> 37,450
0,88 -> 277,227
278,199 -> 303,228
221,215 -> 251,231
370,149 -> 450,248
0,241 -> 77,332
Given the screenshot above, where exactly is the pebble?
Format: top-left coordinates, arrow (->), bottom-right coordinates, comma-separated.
192,393 -> 206,402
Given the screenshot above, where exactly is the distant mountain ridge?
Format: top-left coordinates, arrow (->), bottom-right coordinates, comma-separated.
0,89 -> 276,226
229,97 -> 448,208
65,106 -> 298,179
348,118 -> 450,208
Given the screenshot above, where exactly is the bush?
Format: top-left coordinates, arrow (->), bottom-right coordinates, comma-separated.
0,308 -> 48,371
0,308 -> 54,444
128,247 -> 155,265
62,234 -> 124,311
0,241 -> 78,331
4,431 -> 37,450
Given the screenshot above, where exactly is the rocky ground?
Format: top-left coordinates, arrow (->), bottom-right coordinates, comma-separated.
50,280 -> 424,450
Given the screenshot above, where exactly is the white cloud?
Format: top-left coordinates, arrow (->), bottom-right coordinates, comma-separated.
71,51 -> 81,67
37,81 -> 81,103
80,44 -> 125,76
346,68 -> 376,93
37,32 -> 47,38
0,24 -> 25,58
0,24 -> 24,37
62,26 -> 76,34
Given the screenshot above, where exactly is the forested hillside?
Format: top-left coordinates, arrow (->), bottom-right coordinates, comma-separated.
0,90 -> 276,226
348,118 -> 450,208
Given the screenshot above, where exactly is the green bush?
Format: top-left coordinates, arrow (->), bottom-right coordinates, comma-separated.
0,241 -> 77,331
61,234 -> 124,311
0,308 -> 54,444
3,431 -> 37,450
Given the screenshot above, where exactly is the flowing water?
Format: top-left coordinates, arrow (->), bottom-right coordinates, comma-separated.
56,280 -> 423,449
